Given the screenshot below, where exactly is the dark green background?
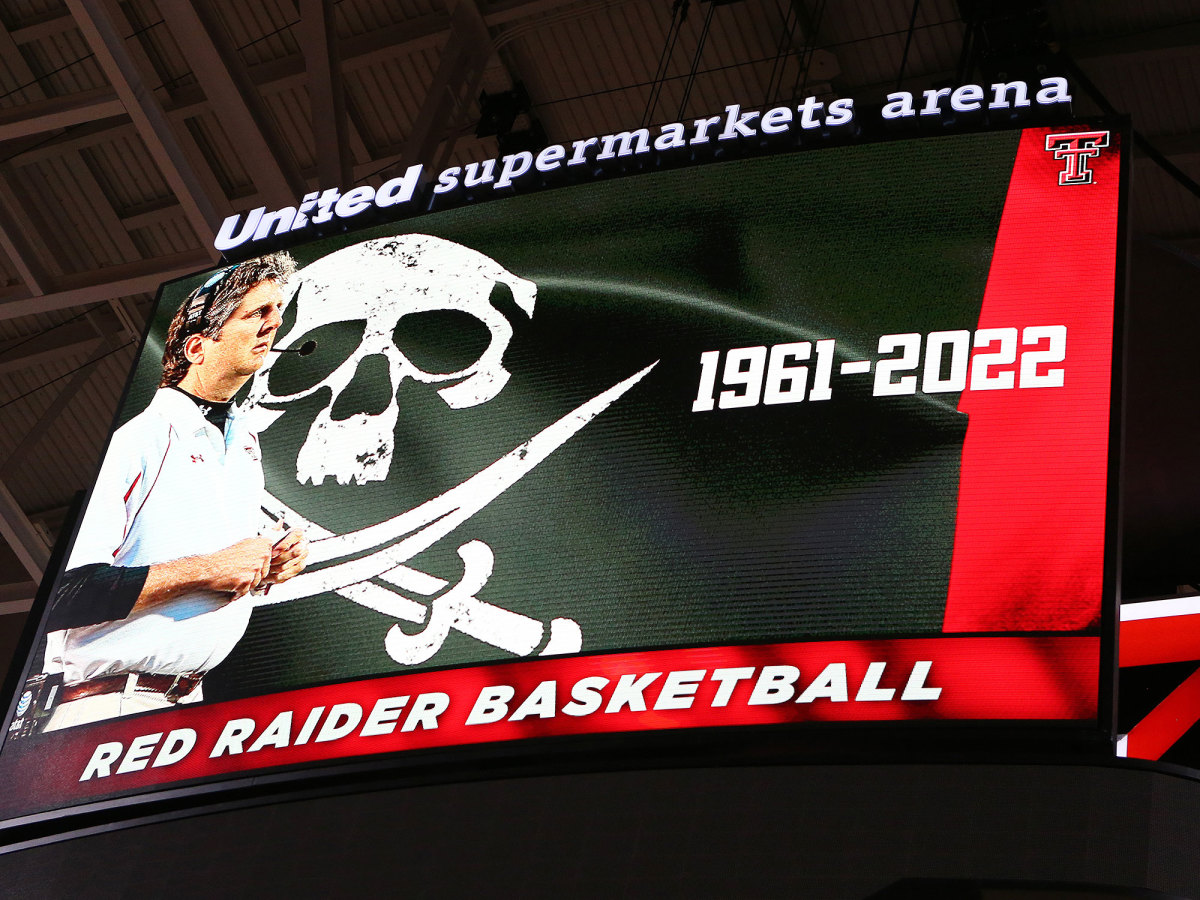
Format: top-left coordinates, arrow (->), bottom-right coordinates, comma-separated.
118,132 -> 1017,698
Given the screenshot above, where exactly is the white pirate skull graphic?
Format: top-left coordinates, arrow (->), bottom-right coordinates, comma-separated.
244,233 -> 658,670
246,235 -> 536,486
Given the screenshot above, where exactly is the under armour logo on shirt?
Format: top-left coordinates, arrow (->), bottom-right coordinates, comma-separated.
190,454 -> 204,464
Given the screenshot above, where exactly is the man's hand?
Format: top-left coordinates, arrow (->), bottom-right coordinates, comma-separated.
206,537 -> 273,595
266,530 -> 308,585
134,537 -> 273,613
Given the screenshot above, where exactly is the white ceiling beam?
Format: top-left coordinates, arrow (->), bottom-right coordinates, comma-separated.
0,250 -> 211,321
0,480 -> 50,581
9,13 -> 76,44
69,153 -> 145,265
68,159 -> 150,340
0,580 -> 37,615
299,0 -> 353,190
1137,132 -> 1200,158
155,0 -> 306,209
1,330 -> 125,472
4,0 -> 582,47
0,337 -> 102,377
0,19 -> 74,295
1070,22 -> 1200,66
8,15 -> 450,168
0,321 -> 102,376
0,13 -> 151,342
0,174 -> 53,296
396,0 -> 494,173
6,0 -> 575,169
64,0 -> 226,251
0,88 -> 124,141
484,0 -> 601,27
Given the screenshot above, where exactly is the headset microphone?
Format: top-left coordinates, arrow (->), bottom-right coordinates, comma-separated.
271,340 -> 318,356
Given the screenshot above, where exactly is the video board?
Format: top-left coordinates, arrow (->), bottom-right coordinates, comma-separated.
0,118 -> 1123,824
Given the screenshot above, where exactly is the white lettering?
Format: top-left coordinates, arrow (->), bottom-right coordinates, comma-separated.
210,718 -> 257,758
882,92 -> 915,119
797,96 -> 824,129
654,669 -> 706,710
252,207 -> 297,241
402,692 -> 450,731
466,686 -> 515,725
535,144 -> 566,172
334,185 -> 374,218
376,164 -> 423,206
495,151 -> 534,188
748,666 -> 799,705
690,115 -> 723,144
605,672 -> 662,713
433,166 -> 461,195
796,663 -> 849,703
654,123 -> 688,150
562,676 -> 609,717
248,711 -> 293,751
901,661 -> 942,700
855,662 -> 895,701
826,98 -> 854,126
710,667 -> 755,707
990,80 -> 1030,109
115,732 -> 163,774
597,129 -> 651,160
1036,76 -> 1071,105
568,137 -> 598,166
214,208 -> 264,252
310,188 -> 341,224
291,192 -> 319,230
510,680 -> 557,720
295,706 -> 324,745
921,87 -> 952,116
80,741 -> 124,781
951,84 -> 984,112
361,696 -> 410,736
718,105 -> 761,140
463,159 -> 496,188
760,106 -> 793,134
152,728 -> 197,768
315,703 -> 362,742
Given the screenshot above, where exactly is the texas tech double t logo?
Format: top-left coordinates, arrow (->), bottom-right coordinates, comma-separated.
1045,131 -> 1110,185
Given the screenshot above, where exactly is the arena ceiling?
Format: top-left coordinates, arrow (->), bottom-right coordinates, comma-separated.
0,0 -> 1196,643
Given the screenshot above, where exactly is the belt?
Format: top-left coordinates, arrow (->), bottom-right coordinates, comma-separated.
61,672 -> 203,704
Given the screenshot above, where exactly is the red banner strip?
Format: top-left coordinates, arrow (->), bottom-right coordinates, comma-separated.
0,636 -> 1097,815
1124,665 -> 1200,761
1120,615 -> 1200,668
944,127 -> 1119,632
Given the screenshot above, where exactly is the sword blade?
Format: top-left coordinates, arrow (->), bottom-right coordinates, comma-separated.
264,361 -> 658,603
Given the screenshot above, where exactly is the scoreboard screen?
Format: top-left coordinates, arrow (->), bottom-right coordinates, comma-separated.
0,118 -> 1124,825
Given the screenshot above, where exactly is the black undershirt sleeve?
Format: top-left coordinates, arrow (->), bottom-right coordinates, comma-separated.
46,563 -> 150,631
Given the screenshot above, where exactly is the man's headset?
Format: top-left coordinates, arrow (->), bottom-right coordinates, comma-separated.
183,267 -> 317,356
182,265 -> 239,337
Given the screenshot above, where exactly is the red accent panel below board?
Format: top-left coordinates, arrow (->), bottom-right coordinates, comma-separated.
1120,615 -> 1200,667
1125,666 -> 1200,761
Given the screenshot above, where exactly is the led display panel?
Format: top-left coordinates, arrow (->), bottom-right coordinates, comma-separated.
0,120 -> 1124,824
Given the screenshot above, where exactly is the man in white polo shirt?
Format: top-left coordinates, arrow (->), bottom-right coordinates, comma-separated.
42,253 -> 309,730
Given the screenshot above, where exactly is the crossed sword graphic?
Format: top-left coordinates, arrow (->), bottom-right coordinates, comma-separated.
249,362 -> 658,665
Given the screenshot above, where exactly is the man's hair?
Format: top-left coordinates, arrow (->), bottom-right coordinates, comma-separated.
160,252 -> 297,388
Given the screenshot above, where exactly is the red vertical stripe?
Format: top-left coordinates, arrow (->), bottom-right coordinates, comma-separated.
943,128 -> 1119,632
